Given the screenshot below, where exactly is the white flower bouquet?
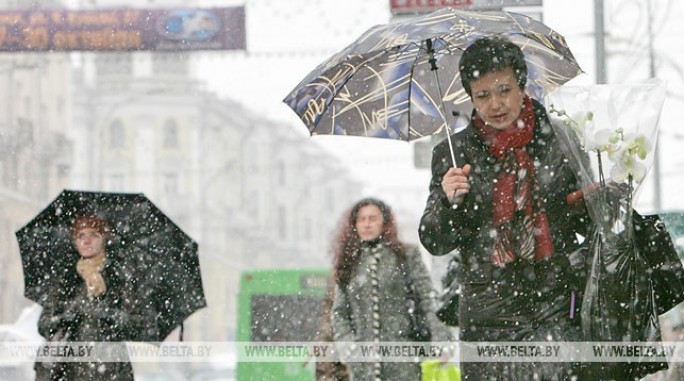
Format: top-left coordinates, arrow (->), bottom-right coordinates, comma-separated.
545,81 -> 665,341
547,81 -> 665,227
546,81 -> 670,377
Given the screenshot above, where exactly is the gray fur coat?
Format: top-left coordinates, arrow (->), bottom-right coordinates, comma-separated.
332,242 -> 451,381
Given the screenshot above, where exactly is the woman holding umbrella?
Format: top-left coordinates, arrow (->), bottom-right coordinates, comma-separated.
34,215 -> 154,381
331,197 -> 452,381
419,37 -> 591,380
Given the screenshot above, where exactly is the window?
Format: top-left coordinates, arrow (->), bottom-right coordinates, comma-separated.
95,54 -> 133,77
325,189 -> 335,212
302,217 -> 311,240
152,53 -> 189,76
249,190 -> 260,217
246,141 -> 261,174
57,164 -> 70,178
163,119 -> 179,149
276,162 -> 286,185
108,174 -> 125,191
163,172 -> 179,195
109,119 -> 124,149
23,96 -> 31,116
277,205 -> 287,240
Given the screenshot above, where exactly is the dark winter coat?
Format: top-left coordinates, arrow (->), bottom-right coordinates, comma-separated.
35,255 -> 154,381
332,242 -> 452,381
419,99 -> 590,380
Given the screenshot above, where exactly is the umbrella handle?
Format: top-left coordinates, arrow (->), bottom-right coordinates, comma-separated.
426,38 -> 438,71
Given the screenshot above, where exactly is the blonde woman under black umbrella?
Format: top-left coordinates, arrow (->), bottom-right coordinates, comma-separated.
34,215 -> 155,381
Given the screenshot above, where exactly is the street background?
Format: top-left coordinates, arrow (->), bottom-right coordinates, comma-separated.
1,0 -> 684,380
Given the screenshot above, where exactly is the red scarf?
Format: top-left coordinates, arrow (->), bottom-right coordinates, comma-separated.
473,96 -> 554,266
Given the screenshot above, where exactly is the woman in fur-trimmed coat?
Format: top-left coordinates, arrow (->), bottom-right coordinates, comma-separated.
332,198 -> 451,381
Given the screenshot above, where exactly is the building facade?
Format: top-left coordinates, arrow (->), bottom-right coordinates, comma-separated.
70,51 -> 362,341
0,51 -> 72,324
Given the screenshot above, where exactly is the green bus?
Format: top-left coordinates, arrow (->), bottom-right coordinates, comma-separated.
236,268 -> 330,381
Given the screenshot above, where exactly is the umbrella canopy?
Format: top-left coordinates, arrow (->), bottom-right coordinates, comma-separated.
283,8 -> 582,142
15,189 -> 206,342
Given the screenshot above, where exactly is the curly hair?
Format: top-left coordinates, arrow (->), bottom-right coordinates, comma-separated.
459,36 -> 528,97
332,198 -> 406,287
70,215 -> 112,240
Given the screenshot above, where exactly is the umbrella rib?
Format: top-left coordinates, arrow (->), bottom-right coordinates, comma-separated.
317,61 -> 368,100
406,54 -> 442,140
424,38 -> 457,164
357,65 -> 392,136
305,54 -> 383,130
333,67 -> 412,136
336,70 -> 406,108
510,38 -> 582,88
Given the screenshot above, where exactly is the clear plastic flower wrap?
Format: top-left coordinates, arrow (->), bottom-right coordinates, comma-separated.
546,81 -> 675,378
546,81 -> 666,224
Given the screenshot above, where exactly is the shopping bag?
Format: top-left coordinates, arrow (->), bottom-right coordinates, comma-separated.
421,360 -> 461,381
634,212 -> 684,314
436,253 -> 461,326
581,212 -> 674,380
400,260 -> 432,342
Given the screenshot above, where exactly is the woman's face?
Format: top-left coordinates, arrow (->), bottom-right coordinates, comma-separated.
354,204 -> 384,242
470,67 -> 525,130
73,228 -> 106,259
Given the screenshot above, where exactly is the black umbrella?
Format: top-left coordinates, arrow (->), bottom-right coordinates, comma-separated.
15,189 -> 206,342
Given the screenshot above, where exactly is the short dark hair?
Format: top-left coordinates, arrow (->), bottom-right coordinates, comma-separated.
459,36 -> 527,97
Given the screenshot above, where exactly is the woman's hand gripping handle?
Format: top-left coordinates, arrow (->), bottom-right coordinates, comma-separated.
441,164 -> 472,208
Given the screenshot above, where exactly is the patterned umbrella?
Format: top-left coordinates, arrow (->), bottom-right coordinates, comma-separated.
283,8 -> 582,142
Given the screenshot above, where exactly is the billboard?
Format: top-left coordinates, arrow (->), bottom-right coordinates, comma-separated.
0,7 -> 246,52
390,0 -> 542,14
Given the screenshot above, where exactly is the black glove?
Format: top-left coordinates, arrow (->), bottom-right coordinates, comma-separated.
101,307 -> 130,326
